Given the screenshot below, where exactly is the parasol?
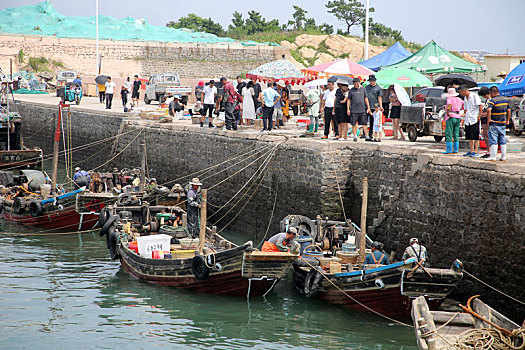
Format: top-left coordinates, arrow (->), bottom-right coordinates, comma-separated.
364,68 -> 432,88
95,75 -> 109,84
435,74 -> 477,88
302,59 -> 374,81
499,61 -> 525,96
246,60 -> 311,85
305,78 -> 328,87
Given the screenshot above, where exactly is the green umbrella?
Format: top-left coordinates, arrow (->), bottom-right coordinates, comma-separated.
367,68 -> 432,88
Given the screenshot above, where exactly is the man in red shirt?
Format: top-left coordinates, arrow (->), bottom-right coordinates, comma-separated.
219,77 -> 242,131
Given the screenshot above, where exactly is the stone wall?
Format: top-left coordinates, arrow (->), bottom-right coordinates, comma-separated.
16,101 -> 525,321
0,35 -> 289,78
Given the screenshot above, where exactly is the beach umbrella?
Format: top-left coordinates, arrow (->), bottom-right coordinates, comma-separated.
95,75 -> 108,84
498,61 -> 525,96
302,59 -> 374,81
246,59 -> 311,85
365,68 -> 432,88
336,76 -> 353,85
328,75 -> 348,83
305,78 -> 327,87
435,74 -> 477,88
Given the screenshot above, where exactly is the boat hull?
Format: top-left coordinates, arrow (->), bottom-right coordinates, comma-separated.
2,205 -> 98,231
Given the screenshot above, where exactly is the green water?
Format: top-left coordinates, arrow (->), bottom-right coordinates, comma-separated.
0,227 -> 417,349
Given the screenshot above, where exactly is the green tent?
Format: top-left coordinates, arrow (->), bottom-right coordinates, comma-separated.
384,40 -> 484,74
364,68 -> 432,88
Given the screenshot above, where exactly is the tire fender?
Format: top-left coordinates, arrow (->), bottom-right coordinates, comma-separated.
107,225 -> 121,260
304,266 -> 323,297
98,207 -> 111,228
13,197 -> 25,215
191,255 -> 210,280
99,214 -> 118,237
29,201 -> 43,218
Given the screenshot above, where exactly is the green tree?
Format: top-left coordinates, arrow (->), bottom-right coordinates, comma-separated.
326,0 -> 374,35
291,5 -> 308,30
319,23 -> 334,35
364,19 -> 403,42
166,14 -> 224,36
231,11 -> 244,29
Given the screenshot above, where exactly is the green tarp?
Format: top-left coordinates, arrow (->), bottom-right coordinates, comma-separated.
385,40 -> 484,74
0,1 -> 249,45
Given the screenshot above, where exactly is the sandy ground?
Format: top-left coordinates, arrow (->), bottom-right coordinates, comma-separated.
13,93 -> 525,165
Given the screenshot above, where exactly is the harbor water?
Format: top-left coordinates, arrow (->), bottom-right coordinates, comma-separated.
0,226 -> 418,349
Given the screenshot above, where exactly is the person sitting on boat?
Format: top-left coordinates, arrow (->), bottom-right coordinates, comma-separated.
187,177 -> 202,238
73,167 -> 90,189
363,241 -> 390,266
402,238 -> 428,265
261,227 -> 297,252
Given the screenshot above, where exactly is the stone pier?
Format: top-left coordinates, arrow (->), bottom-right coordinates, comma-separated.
16,101 -> 525,322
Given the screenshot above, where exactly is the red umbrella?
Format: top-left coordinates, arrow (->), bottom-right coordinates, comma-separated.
302,59 -> 374,81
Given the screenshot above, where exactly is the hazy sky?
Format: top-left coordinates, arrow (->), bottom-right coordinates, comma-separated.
2,0 -> 524,54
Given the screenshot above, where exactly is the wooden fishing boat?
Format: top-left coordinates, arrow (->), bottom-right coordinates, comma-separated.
101,190 -> 298,297
411,295 -> 524,350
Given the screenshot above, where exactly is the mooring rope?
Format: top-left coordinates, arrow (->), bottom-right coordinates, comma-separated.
463,270 -> 524,306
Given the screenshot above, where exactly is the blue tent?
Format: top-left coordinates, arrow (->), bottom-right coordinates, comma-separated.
499,61 -> 525,96
360,42 -> 412,72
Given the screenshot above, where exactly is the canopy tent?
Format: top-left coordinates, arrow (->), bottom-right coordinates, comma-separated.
385,41 -> 485,74
302,59 -> 374,81
499,61 -> 525,96
246,60 -> 311,85
364,68 -> 432,88
360,42 -> 412,71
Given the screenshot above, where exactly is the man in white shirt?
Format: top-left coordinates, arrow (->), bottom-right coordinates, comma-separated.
104,77 -> 116,109
320,81 -> 338,139
459,85 -> 483,157
201,80 -> 217,127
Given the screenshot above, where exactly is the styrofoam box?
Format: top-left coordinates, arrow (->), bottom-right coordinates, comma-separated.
137,234 -> 172,258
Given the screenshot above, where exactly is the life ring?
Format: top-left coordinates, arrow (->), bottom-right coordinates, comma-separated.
106,225 -> 121,260
99,214 -> 118,237
98,207 -> 111,228
13,197 -> 25,215
191,255 -> 210,280
29,201 -> 43,217
304,266 -> 323,297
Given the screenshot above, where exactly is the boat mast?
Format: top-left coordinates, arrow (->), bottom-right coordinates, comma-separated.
198,189 -> 208,254
358,177 -> 368,264
51,102 -> 64,192
140,135 -> 146,192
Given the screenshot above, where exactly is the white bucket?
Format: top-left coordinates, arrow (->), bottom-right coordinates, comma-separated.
179,238 -> 200,250
136,234 -> 172,258
40,184 -> 51,196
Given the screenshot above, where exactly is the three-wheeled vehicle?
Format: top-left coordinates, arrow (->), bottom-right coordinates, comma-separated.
401,97 -> 452,142
60,82 -> 82,105
288,87 -> 306,116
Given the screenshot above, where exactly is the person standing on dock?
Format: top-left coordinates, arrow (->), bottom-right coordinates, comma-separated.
105,76 -> 115,110
201,80 -> 217,128
261,227 -> 297,252
443,88 -> 464,154
219,77 -> 240,131
365,75 -> 383,140
321,81 -> 338,139
459,85 -> 482,157
349,78 -> 372,142
402,238 -> 428,265
486,86 -> 511,161
131,75 -> 142,107
186,178 -> 202,238
364,241 -> 390,266
261,83 -> 280,132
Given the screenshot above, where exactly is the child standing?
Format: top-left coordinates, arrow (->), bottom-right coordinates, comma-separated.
372,103 -> 383,142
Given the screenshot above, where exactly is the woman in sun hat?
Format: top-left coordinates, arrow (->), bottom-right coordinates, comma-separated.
443,88 -> 464,154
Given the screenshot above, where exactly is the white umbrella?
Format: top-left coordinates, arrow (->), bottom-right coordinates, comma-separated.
305,78 -> 328,87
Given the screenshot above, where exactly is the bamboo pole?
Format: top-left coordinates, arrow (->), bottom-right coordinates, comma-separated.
198,189 -> 207,254
140,136 -> 146,192
51,103 -> 63,192
358,177 -> 368,264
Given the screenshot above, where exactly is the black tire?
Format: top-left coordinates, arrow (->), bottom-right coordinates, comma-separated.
144,95 -> 151,105
294,257 -> 320,268
514,128 -> 523,136
29,201 -> 43,218
13,198 -> 25,215
407,125 -> 418,142
287,215 -> 317,241
433,136 -> 443,142
99,214 -> 118,237
98,207 -> 110,228
192,255 -> 210,280
158,94 -> 166,104
304,267 -> 323,297
107,226 -> 121,260
153,186 -> 170,195
0,197 -> 3,214
292,105 -> 299,116
75,96 -> 80,105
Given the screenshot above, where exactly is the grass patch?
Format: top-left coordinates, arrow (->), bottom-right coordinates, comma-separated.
52,59 -> 65,68
228,29 -> 327,45
17,49 -> 24,63
27,56 -> 52,72
290,48 -> 309,67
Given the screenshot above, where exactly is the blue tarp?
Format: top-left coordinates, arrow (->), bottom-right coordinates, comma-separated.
360,42 -> 412,72
499,62 -> 525,96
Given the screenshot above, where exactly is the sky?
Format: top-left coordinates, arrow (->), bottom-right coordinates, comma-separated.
2,0 -> 524,54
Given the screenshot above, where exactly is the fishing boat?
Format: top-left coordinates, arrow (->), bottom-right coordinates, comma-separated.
101,189 -> 298,297
287,177 -> 463,318
411,295 -> 524,350
0,80 -> 42,170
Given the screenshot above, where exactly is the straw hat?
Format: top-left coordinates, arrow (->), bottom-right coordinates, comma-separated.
277,80 -> 286,88
497,71 -> 508,77
445,87 -> 459,97
189,177 -> 202,186
75,167 -> 81,172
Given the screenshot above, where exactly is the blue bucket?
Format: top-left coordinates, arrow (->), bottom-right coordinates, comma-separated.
296,237 -> 314,255
302,251 -> 323,258
342,243 -> 356,252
